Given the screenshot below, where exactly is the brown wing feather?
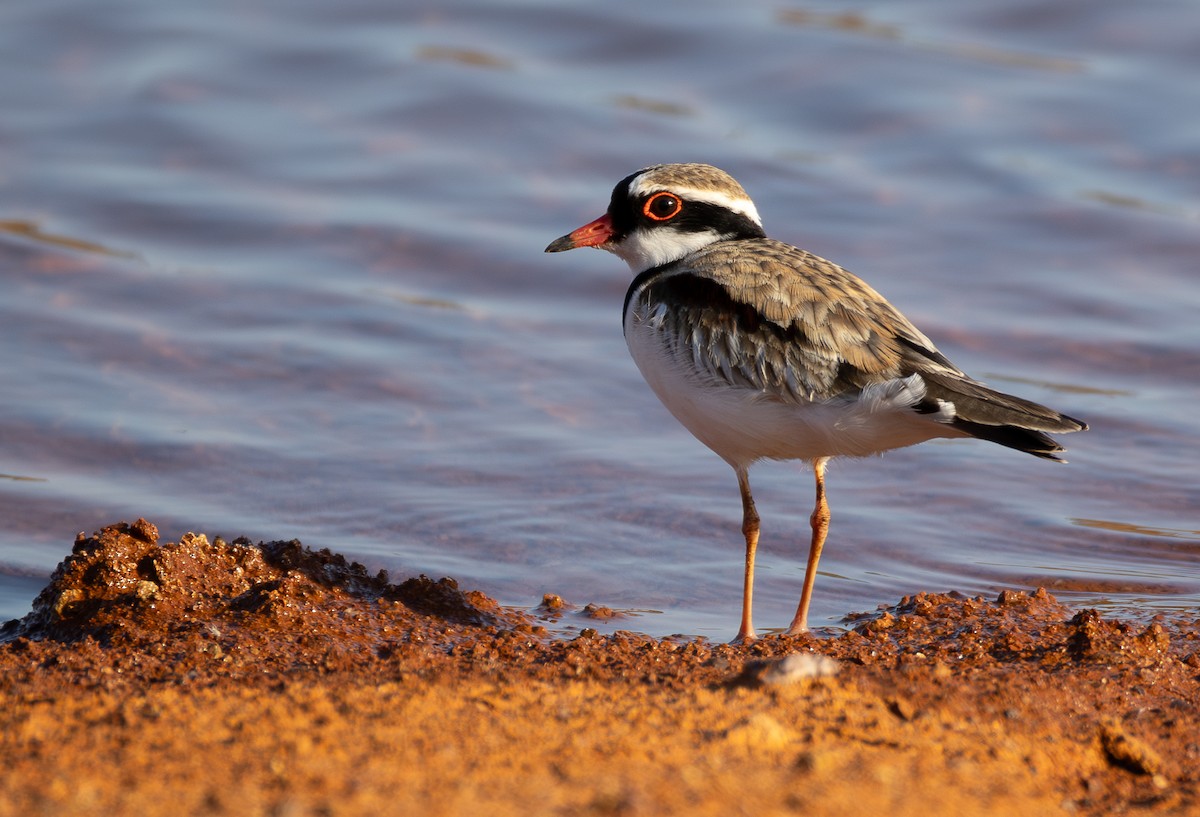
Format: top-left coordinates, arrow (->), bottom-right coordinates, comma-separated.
636,238 -> 1086,457
681,238 -> 942,388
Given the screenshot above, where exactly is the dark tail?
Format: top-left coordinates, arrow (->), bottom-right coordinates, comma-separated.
918,371 -> 1088,462
949,420 -> 1077,461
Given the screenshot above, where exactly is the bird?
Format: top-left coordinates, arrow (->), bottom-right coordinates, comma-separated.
544,163 -> 1087,643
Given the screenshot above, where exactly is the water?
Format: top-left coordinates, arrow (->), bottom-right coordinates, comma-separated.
2,0 -> 1197,640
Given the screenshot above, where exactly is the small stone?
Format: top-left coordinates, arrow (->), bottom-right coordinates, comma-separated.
997,589 -> 1026,606
180,532 -> 209,548
865,611 -> 896,633
129,518 -> 159,544
51,589 -> 85,620
887,696 -> 917,721
725,713 -> 793,750
582,603 -> 617,620
1135,623 -> 1170,656
1100,720 -> 1164,776
733,653 -> 840,687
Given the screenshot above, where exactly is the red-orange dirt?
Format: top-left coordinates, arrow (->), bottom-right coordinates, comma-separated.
1,520 -> 1196,816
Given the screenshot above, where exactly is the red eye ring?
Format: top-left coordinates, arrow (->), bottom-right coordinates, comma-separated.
642,191 -> 682,221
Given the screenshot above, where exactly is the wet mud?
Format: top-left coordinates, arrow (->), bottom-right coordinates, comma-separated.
1,520 -> 1196,815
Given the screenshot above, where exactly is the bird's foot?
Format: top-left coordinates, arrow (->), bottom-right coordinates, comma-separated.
783,622 -> 809,638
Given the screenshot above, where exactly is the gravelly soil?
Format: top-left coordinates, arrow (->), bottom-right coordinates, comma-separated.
1,519 -> 1195,816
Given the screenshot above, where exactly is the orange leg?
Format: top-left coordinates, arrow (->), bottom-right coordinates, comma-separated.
733,467 -> 759,644
786,457 -> 830,635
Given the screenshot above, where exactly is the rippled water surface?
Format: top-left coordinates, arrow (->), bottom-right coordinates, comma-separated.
2,0 -> 1198,638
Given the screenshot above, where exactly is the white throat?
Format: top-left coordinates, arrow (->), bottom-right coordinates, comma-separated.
607,226 -> 723,274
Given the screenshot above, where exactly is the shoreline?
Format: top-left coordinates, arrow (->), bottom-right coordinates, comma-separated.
1,520 -> 1195,816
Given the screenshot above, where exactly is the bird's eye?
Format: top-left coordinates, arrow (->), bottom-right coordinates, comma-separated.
643,192 -> 682,222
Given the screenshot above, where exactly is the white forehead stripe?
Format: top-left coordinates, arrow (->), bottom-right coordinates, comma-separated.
629,175 -> 763,228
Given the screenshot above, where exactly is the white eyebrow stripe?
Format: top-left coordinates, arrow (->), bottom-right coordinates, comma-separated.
629,178 -> 763,228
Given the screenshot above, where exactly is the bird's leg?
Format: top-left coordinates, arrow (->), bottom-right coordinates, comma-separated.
786,457 -> 830,636
733,467 -> 759,644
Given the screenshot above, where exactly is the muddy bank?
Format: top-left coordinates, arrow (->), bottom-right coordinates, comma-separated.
0,520 -> 1196,816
